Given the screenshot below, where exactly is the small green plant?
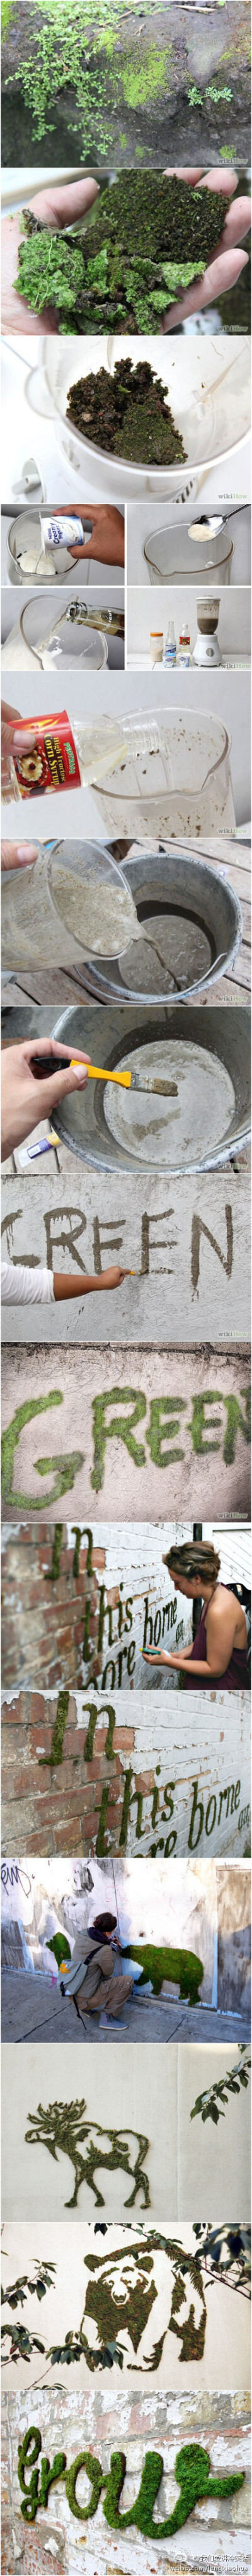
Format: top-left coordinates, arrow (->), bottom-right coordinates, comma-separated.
1,2261 -> 55,2365
191,2044 -> 251,2126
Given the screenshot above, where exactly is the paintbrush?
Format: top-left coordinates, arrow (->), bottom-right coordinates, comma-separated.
30,1052 -> 178,1097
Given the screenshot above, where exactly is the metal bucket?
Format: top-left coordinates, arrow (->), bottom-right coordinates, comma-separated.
79,846 -> 243,1003
50,1002 -> 251,1176
143,517 -> 234,586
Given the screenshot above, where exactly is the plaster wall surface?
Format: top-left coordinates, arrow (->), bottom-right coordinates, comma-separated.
1,1172 -> 250,1346
2,2389 -> 251,2576
1,1344 -> 251,1521
2,1689 -> 250,1858
1,2218 -> 251,2392
1,2040 -> 251,2222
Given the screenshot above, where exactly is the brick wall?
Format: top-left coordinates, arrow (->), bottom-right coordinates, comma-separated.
1,1687 -> 250,1861
1,1689 -> 132,1855
1,1522 -> 114,1690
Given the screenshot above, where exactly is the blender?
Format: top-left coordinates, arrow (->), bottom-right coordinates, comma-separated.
193,593 -> 222,667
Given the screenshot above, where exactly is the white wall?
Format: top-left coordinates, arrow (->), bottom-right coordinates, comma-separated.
2,2039 -> 251,2221
204,1524 -> 251,1590
1,2219 -> 250,2393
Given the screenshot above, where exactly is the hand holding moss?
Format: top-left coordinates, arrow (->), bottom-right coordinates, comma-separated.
1,175 -> 99,333
2,170 -> 249,335
162,166 -> 250,329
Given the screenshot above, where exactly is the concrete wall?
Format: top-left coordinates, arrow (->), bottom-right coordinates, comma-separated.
2,2389 -> 250,2576
1,1345 -> 251,1520
2,1170 -> 250,1346
1,2219 -> 250,2394
2,1689 -> 250,1859
2,2039 -> 251,2222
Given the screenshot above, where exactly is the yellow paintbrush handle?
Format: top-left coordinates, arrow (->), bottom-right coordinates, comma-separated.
70,1060 -> 132,1088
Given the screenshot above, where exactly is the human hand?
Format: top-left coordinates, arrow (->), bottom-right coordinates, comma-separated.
1,175 -> 98,334
142,1648 -> 167,1665
1,840 -> 38,871
69,506 -> 125,569
100,1264 -> 134,1290
1,1035 -> 90,1160
1,701 -> 42,801
163,168 -> 250,329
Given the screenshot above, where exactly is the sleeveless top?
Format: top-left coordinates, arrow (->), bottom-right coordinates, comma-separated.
183,1588 -> 248,1691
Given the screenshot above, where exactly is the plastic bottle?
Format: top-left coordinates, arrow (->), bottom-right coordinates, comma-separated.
150,632 -> 163,665
1,711 -> 127,805
163,620 -> 176,667
178,619 -> 191,667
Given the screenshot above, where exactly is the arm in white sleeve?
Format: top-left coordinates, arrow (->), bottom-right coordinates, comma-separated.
1,1260 -> 54,1304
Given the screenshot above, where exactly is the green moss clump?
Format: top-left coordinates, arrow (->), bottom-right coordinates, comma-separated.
65,2451 -> 103,2521
39,1688 -> 69,1768
122,1943 -> 203,2003
16,177 -> 229,335
1,0 -> 14,29
49,1523 -> 63,1581
17,2430 -> 244,2533
67,359 -> 186,466
84,1701 -> 98,1761
119,1767 -> 133,1846
122,46 -> 169,108
46,1933 -> 71,1969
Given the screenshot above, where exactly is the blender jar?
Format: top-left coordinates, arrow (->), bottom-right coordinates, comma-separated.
1,841 -> 140,969
90,708 -> 236,841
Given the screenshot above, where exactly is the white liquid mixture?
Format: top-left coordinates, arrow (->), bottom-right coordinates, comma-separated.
103,1039 -> 234,1168
120,912 -> 212,994
52,864 -> 140,958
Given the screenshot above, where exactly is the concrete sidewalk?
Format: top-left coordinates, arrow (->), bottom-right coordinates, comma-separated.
2,1973 -> 251,2047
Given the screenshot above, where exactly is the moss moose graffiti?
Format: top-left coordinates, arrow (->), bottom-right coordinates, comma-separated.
25,2099 -> 151,2210
17,2426 -> 244,2533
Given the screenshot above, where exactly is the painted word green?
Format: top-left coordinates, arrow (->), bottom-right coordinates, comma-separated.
91,1385 -> 250,1490
18,2428 -> 244,2534
1,1392 -> 83,1510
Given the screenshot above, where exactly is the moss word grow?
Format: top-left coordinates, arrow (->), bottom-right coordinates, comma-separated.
18,2427 -> 244,2534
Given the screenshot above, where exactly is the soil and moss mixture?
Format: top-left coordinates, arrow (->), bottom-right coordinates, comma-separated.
16,173 -> 229,333
66,359 -> 186,465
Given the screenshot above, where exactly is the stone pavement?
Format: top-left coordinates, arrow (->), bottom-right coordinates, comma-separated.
2,1971 -> 250,2046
